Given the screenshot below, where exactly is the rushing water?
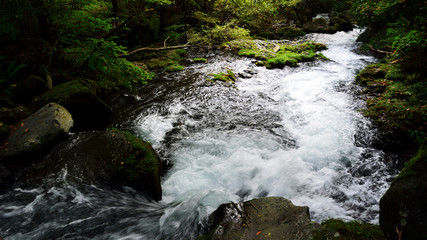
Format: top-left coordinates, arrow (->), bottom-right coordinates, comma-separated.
0,30 -> 396,239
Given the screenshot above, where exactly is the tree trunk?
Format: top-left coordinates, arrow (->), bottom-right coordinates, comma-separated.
112,0 -> 119,16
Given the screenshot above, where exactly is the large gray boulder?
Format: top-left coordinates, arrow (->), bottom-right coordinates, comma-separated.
0,102 -> 73,160
203,197 -> 320,240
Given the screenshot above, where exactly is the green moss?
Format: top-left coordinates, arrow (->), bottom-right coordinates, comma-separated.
394,143 -> 427,181
312,219 -> 385,240
193,58 -> 207,63
278,26 -> 306,38
238,42 -> 327,69
175,48 -> 187,56
266,53 -> 299,68
385,65 -> 405,81
141,49 -> 184,71
110,129 -> 159,179
165,64 -> 184,72
224,39 -> 258,50
209,69 -> 236,83
357,61 -> 427,141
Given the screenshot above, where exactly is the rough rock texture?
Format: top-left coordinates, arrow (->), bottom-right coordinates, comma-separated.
32,79 -> 111,131
380,144 -> 427,240
0,102 -> 73,160
204,197 -> 320,240
22,129 -> 162,201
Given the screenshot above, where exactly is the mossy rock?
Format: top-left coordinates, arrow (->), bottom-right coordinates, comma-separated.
312,219 -> 385,240
356,64 -> 388,85
278,26 -> 306,39
239,41 -> 327,69
329,17 -> 353,32
303,20 -> 337,34
202,197 -> 320,240
380,143 -> 427,240
142,49 -> 185,70
165,64 -> 184,72
111,129 -> 162,201
21,129 -> 162,201
209,70 -> 236,83
32,80 -> 111,131
193,58 -> 207,63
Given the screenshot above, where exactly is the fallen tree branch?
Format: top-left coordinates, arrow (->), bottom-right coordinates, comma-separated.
369,45 -> 393,54
163,36 -> 170,47
118,42 -> 190,58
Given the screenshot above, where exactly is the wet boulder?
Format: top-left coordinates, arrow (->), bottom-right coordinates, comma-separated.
380,144 -> 427,240
303,18 -> 337,34
32,79 -> 111,131
202,197 -> 320,240
330,17 -> 353,32
0,102 -> 73,161
22,129 -> 162,201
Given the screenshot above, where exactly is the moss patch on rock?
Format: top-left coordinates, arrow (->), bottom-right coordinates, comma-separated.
379,143 -> 427,240
136,49 -> 186,72
193,58 -> 207,63
312,219 -> 385,240
208,69 -> 236,83
165,64 -> 184,72
356,62 -> 427,150
237,41 -> 327,69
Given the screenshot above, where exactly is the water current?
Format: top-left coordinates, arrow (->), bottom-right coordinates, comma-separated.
0,29 -> 397,239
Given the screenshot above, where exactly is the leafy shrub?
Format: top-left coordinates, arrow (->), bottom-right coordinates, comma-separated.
188,21 -> 250,46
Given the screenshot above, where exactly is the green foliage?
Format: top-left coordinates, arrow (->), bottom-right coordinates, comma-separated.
386,17 -> 427,52
164,24 -> 186,44
188,21 -> 250,46
351,0 -> 426,54
312,219 -> 385,240
64,38 -> 152,89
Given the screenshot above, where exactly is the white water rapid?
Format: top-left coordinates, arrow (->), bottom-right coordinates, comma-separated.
0,29 -> 396,240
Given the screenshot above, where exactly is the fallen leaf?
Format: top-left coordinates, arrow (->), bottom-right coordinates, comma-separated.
256,231 -> 262,236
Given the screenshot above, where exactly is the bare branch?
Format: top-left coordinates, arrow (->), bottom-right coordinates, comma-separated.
118,43 -> 190,58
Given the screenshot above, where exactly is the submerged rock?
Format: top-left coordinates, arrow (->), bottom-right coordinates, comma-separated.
202,197 -> 320,240
380,144 -> 427,240
32,79 -> 111,131
0,102 -> 73,161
